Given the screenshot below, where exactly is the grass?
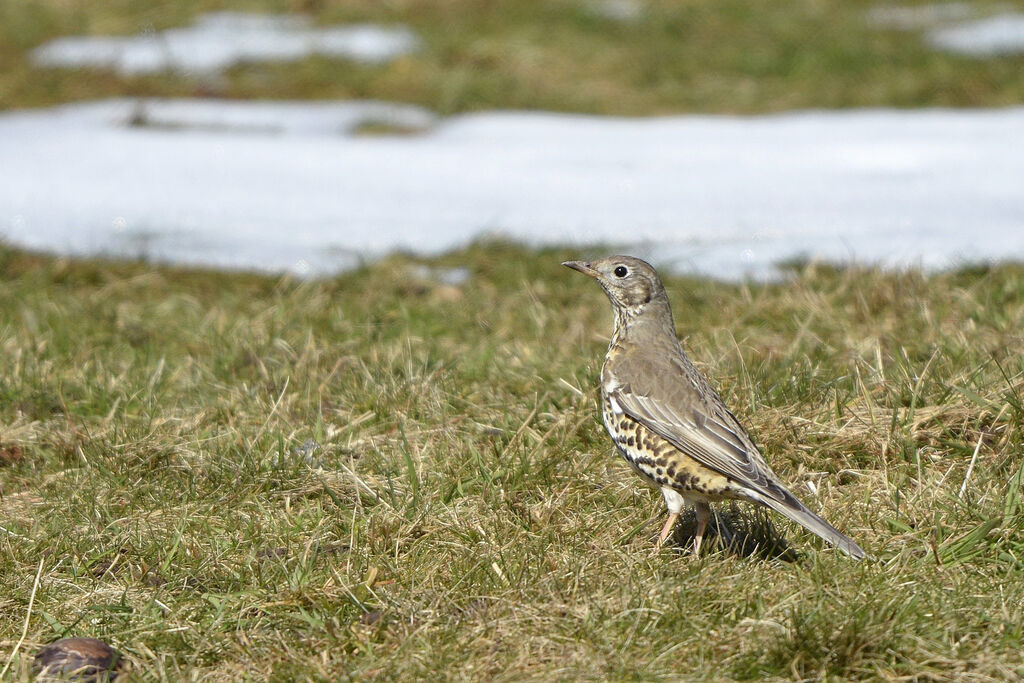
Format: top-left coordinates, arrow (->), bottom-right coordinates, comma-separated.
2,0 -> 1024,114
1,242 -> 1023,679
2,3 -> 1023,676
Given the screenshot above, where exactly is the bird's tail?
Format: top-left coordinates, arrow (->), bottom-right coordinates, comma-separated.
754,489 -> 866,560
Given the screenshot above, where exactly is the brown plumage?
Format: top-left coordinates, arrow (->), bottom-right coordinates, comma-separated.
564,255 -> 865,559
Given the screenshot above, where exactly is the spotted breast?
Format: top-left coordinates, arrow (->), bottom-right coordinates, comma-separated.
601,393 -> 734,502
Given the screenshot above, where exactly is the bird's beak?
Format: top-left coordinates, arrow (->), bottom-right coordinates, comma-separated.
562,260 -> 599,278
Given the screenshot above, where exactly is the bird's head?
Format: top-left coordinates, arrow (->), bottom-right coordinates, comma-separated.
562,255 -> 668,316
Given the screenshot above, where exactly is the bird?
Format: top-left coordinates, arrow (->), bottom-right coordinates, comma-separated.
563,255 -> 865,559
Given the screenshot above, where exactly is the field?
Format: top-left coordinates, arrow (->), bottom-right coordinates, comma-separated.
2,0 -> 1024,114
3,0 -> 1024,679
1,244 -> 1023,679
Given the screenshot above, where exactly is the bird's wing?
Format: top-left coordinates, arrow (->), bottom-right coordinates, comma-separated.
608,355 -> 786,503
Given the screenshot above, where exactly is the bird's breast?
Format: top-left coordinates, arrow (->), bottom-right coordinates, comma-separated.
600,391 -> 733,499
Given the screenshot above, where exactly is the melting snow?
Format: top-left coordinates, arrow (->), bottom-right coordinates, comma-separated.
30,12 -> 419,75
588,0 -> 645,22
927,12 -> 1024,56
1,98 -> 1023,280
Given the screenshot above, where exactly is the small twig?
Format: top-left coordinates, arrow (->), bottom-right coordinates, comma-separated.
0,557 -> 45,678
959,432 -> 984,499
557,377 -> 585,398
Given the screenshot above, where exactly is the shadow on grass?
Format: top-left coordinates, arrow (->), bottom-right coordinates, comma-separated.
667,504 -> 801,562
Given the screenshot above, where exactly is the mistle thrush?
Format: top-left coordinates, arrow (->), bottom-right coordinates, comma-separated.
564,255 -> 865,559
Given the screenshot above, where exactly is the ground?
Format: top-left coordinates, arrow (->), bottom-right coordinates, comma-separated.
2,0 -> 1024,113
1,243 -> 1022,679
2,1 -> 1024,679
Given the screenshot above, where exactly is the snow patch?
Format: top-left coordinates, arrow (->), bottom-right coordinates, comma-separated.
588,0 -> 645,22
928,12 -> 1024,56
1,99 -> 1023,280
31,11 -> 419,75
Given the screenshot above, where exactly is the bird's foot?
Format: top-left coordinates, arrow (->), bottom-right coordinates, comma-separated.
656,512 -> 680,547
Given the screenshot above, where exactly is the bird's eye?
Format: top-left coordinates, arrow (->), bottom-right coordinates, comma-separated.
614,266 -> 628,278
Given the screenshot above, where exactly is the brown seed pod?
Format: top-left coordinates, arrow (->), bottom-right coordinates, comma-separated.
33,637 -> 121,681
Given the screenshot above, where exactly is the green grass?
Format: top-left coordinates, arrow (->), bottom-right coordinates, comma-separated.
3,1 -> 1022,678
2,0 -> 1024,114
1,242 -> 1023,679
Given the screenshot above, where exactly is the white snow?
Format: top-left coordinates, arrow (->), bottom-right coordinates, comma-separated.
588,0 -> 645,22
2,98 -> 1023,280
868,6 -> 1024,58
927,12 -> 1024,56
30,12 -> 419,75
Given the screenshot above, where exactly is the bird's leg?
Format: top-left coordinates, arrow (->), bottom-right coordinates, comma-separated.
657,488 -> 685,546
693,503 -> 712,555
657,512 -> 679,546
